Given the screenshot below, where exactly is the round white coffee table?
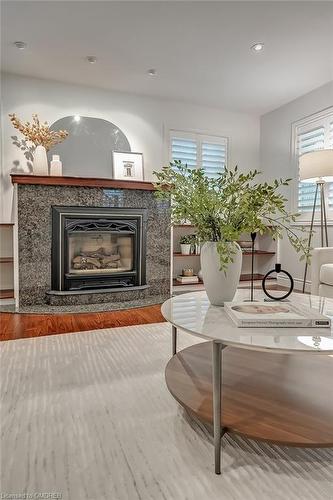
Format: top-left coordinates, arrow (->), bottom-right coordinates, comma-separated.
161,290 -> 333,474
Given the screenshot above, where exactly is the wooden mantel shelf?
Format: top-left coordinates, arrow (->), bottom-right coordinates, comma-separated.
11,174 -> 156,191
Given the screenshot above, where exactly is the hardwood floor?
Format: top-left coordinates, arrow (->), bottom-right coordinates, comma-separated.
0,285 -> 302,342
0,305 -> 165,341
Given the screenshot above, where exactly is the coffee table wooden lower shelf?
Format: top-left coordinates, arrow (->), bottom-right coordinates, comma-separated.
165,342 -> 333,447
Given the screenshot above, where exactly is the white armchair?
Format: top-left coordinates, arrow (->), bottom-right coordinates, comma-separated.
311,247 -> 333,298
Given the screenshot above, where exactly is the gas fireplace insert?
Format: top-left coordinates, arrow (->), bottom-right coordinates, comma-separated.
51,206 -> 147,291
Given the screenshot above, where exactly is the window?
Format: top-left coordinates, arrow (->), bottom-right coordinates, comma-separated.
170,130 -> 228,179
293,107 -> 333,218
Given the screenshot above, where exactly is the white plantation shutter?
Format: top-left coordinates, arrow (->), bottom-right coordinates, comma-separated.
171,137 -> 197,168
298,127 -> 325,153
295,108 -> 333,215
202,141 -> 227,179
170,131 -> 228,179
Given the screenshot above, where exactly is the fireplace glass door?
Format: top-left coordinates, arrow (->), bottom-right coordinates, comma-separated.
52,206 -> 147,291
68,232 -> 134,275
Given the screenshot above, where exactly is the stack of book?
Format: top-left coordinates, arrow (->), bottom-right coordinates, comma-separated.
176,275 -> 199,284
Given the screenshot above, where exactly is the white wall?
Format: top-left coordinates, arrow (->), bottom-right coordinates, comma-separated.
2,73 -> 332,288
0,73 -> 260,222
260,81 -> 333,287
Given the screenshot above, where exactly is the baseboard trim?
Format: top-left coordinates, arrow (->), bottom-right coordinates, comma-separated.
277,275 -> 310,293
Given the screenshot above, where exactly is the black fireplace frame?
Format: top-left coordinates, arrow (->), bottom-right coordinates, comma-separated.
51,206 -> 148,292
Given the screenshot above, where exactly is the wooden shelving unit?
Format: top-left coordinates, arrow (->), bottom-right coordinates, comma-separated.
173,274 -> 273,289
172,224 -> 277,294
0,257 -> 14,264
242,250 -> 275,256
174,250 -> 274,258
239,273 -> 274,281
173,278 -> 203,287
173,252 -> 200,257
0,223 -> 15,301
173,224 -> 195,228
0,289 -> 14,299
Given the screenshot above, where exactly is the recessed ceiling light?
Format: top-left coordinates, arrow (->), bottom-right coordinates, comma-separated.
73,115 -> 81,123
86,56 -> 97,64
147,69 -> 157,76
251,42 -> 264,52
14,41 -> 27,50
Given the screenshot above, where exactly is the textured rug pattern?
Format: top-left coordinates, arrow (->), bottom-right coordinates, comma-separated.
1,324 -> 332,500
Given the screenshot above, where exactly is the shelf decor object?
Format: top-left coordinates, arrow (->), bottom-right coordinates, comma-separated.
176,275 -> 199,284
33,145 -> 48,175
201,241 -> 242,305
262,263 -> 294,301
182,267 -> 194,277
112,151 -> 144,181
243,232 -> 260,302
262,239 -> 294,301
154,161 -> 310,306
299,150 -> 333,292
249,232 -> 257,301
9,113 -> 68,175
179,234 -> 193,255
50,154 -> 62,176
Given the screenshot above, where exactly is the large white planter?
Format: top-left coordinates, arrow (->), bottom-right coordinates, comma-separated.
33,145 -> 48,175
200,241 -> 242,306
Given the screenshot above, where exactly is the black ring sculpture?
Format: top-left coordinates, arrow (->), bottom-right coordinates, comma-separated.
262,264 -> 294,301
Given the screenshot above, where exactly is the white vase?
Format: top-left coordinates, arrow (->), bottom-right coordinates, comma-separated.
33,145 -> 48,175
200,241 -> 242,306
180,244 -> 191,255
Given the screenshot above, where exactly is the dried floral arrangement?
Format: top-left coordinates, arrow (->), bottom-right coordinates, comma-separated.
9,113 -> 69,151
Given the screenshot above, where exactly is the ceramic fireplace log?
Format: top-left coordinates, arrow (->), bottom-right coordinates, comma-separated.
101,255 -> 121,265
72,254 -> 122,270
72,256 -> 102,269
80,246 -> 119,258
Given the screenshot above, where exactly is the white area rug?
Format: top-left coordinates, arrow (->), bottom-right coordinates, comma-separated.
1,324 -> 332,500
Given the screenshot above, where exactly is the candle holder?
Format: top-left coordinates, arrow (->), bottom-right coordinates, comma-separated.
262,263 -> 294,301
244,232 -> 258,302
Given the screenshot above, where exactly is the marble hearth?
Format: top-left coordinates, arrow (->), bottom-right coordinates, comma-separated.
12,175 -> 171,309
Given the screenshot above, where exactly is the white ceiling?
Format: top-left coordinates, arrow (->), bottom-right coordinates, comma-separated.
1,1 -> 333,115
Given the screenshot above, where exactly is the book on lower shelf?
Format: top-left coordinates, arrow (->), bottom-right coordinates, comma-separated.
176,275 -> 199,284
224,301 -> 331,328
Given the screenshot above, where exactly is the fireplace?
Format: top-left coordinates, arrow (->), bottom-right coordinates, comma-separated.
52,206 -> 147,291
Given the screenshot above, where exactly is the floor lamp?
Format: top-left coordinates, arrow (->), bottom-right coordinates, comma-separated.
299,150 -> 333,292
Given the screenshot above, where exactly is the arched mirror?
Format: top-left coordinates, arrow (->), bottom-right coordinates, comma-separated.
49,116 -> 131,178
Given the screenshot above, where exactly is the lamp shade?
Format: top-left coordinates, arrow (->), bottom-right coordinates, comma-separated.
299,149 -> 333,183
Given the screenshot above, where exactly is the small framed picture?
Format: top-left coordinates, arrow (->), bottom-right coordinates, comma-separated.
112,151 -> 144,181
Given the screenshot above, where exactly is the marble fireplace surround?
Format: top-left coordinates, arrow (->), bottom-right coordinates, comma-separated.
11,175 -> 171,310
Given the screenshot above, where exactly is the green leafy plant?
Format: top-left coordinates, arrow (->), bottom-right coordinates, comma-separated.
179,235 -> 193,245
154,161 -> 311,270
